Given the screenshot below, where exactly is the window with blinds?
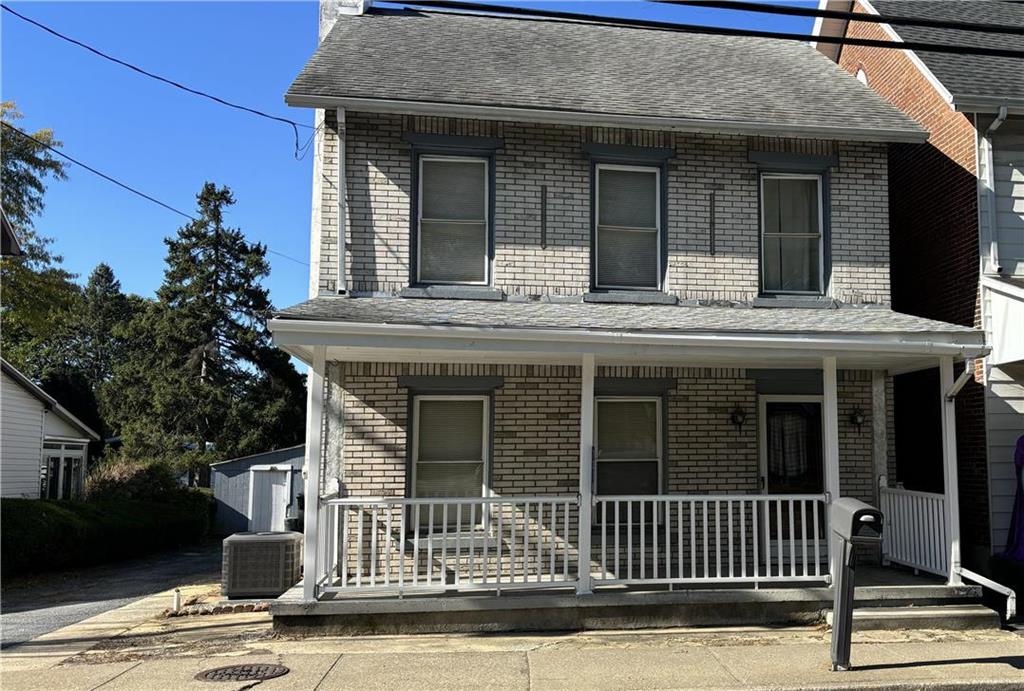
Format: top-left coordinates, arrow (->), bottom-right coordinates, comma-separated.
412,396 -> 487,501
595,165 -> 661,289
417,156 -> 489,284
760,174 -> 824,294
594,397 -> 661,496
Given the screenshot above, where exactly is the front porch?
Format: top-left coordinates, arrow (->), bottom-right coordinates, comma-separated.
268,298 -> 988,625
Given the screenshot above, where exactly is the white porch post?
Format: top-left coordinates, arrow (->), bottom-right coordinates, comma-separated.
939,356 -> 963,585
302,346 -> 327,601
823,356 -> 841,580
577,353 -> 595,596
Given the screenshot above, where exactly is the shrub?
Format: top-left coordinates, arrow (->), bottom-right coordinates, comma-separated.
1,494 -> 213,578
85,457 -> 181,502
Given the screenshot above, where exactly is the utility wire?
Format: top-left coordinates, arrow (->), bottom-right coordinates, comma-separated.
656,0 -> 1024,36
1,122 -> 309,267
402,0 -> 1024,58
0,4 -> 315,159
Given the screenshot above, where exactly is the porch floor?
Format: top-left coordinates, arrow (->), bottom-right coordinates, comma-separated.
271,566 -> 982,635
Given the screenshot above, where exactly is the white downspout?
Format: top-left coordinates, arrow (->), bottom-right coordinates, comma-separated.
983,105 -> 1008,275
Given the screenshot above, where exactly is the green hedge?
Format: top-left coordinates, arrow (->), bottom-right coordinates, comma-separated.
1,493 -> 212,578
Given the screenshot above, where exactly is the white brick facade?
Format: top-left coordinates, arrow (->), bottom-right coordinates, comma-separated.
313,112 -> 891,303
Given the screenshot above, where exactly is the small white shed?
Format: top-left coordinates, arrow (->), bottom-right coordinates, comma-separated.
1,359 -> 101,499
210,445 -> 305,534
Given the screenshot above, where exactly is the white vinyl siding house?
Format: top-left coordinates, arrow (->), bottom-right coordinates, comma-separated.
1,360 -> 99,500
978,120 -> 1024,553
1,369 -> 47,498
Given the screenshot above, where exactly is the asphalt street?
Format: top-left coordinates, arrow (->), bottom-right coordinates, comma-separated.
0,541 -> 221,649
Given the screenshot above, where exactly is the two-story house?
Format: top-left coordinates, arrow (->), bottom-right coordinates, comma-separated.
268,1 -> 994,632
813,0 -> 1023,587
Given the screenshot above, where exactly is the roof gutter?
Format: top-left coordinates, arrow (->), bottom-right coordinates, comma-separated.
268,317 -> 987,358
284,94 -> 928,144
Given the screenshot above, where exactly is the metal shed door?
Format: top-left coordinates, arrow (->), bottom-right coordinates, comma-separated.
250,470 -> 289,532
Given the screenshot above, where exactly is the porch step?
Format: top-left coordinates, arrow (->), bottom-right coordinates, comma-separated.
825,604 -> 1000,631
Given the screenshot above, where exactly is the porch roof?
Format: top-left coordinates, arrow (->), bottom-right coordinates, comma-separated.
269,297 -> 986,372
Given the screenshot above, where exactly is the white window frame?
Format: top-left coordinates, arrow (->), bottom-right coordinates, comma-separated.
411,395 -> 491,501
593,396 -> 663,496
756,394 -> 825,495
416,155 -> 490,286
41,439 -> 88,501
759,173 -> 825,296
594,163 -> 662,291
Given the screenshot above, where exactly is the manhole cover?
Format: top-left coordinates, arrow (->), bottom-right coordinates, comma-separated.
195,664 -> 290,682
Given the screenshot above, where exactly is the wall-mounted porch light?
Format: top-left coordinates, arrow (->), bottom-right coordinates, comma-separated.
730,407 -> 747,430
849,408 -> 866,429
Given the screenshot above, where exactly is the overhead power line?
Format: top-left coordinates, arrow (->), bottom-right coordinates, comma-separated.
0,4 -> 316,159
1,122 -> 309,267
657,1 -> 1024,36
402,0 -> 1024,58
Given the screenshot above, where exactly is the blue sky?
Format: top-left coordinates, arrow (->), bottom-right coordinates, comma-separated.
2,1 -> 813,311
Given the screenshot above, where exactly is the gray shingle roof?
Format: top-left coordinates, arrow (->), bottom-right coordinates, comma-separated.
287,8 -> 924,141
274,297 -> 981,338
871,0 -> 1024,105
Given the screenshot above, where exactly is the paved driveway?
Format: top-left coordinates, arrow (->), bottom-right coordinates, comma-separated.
0,541 -> 221,649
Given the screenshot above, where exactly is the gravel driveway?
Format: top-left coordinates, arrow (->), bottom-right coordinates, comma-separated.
0,541 -> 221,649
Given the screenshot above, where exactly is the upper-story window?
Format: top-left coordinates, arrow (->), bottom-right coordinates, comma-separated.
417,156 -> 489,285
760,173 -> 824,295
595,164 -> 661,290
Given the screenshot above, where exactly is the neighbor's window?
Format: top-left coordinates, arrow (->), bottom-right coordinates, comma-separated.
417,156 -> 489,285
760,174 -> 824,294
595,164 -> 661,290
412,396 -> 488,526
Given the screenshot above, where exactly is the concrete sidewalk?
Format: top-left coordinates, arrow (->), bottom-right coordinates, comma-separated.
2,592 -> 1023,690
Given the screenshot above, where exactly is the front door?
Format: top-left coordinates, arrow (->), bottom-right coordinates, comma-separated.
758,396 -> 826,571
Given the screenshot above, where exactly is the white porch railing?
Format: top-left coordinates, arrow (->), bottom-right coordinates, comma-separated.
317,496 -> 579,595
592,494 -> 830,585
879,486 -> 949,577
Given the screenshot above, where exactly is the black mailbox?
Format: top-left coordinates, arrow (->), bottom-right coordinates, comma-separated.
831,497 -> 883,545
829,497 -> 884,672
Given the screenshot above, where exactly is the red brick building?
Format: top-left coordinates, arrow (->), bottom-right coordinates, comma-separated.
814,0 -> 1024,573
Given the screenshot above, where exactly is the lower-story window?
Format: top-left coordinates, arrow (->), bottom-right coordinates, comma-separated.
594,397 -> 662,496
412,395 -> 489,527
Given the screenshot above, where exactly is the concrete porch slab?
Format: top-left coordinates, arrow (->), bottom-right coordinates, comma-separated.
271,572 -> 983,635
